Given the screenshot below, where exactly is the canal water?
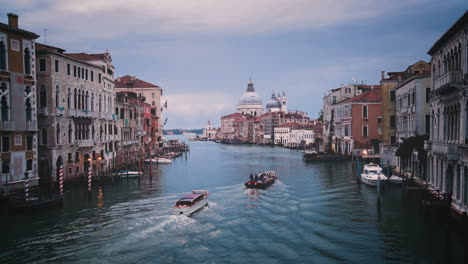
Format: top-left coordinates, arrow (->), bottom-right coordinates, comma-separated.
0,136 -> 464,263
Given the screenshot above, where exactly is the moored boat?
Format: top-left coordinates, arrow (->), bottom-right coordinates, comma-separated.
173,190 -> 209,216
360,163 -> 387,186
244,171 -> 277,189
112,170 -> 142,177
388,175 -> 404,184
145,157 -> 172,164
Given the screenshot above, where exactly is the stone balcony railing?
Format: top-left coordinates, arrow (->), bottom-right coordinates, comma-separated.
76,139 -> 94,147
25,121 -> 37,131
56,107 -> 64,116
431,141 -> 459,160
37,107 -> 48,115
68,109 -> 77,117
434,70 -> 463,90
0,121 -> 13,131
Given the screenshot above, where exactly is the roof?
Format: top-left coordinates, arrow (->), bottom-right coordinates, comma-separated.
335,88 -> 382,105
0,21 -> 39,39
66,52 -> 108,61
180,193 -> 203,201
279,122 -> 303,128
428,11 -> 468,55
223,112 -> 244,118
35,43 -> 65,53
115,75 -> 160,88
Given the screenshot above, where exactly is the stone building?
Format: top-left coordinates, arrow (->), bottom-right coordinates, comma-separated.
35,42 -> 116,185
0,14 -> 40,191
115,91 -> 144,167
115,75 -> 163,142
331,88 -> 382,154
237,78 -> 263,116
425,11 -> 468,215
203,120 -> 218,140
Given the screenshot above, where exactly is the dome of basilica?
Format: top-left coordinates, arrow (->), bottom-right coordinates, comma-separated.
239,91 -> 262,105
266,93 -> 281,109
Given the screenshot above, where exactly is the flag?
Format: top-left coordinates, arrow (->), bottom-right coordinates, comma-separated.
163,117 -> 168,125
163,101 -> 168,109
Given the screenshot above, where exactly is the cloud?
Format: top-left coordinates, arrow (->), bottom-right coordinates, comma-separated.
5,0 -> 432,43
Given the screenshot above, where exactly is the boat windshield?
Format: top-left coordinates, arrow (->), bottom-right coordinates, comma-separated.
176,199 -> 193,206
367,170 -> 381,175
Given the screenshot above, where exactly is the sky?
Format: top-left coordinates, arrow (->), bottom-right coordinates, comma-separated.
2,0 -> 467,129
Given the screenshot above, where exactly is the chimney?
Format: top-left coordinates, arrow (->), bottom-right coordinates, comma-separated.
7,13 -> 19,28
381,71 -> 385,81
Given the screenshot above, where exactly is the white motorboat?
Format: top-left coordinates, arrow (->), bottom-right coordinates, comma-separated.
145,157 -> 172,164
112,170 -> 142,178
388,175 -> 404,184
173,190 -> 209,216
361,163 -> 387,186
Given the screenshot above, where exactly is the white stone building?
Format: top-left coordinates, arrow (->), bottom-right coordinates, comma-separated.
203,120 -> 218,140
237,79 -> 263,116
35,42 -> 116,184
425,11 -> 468,215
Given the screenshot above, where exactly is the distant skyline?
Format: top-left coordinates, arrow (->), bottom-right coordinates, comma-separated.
2,0 -> 467,128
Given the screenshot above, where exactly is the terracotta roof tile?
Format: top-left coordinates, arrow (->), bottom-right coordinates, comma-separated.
66,52 -> 107,61
336,88 -> 381,105
115,75 -> 160,88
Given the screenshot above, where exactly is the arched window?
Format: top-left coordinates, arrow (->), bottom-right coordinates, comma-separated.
67,88 -> 71,109
0,95 -> 8,121
74,88 -> 77,109
100,125 -> 103,142
25,98 -> 32,121
24,48 -> 31,75
0,41 -> 6,70
92,125 -> 95,140
56,123 -> 61,145
41,128 -> 48,145
362,105 -> 368,119
77,90 -> 81,109
91,93 -> 94,111
99,94 -> 102,112
40,85 -> 47,107
85,91 -> 89,110
68,123 -> 72,144
55,85 -> 60,107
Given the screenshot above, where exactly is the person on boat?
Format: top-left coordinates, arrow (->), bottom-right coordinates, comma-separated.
254,174 -> 258,181
250,173 -> 254,181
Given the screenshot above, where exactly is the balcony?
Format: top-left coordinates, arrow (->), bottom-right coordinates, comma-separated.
0,121 -> 13,130
37,107 -> 48,115
56,107 -> 64,116
25,121 -> 37,131
68,109 -> 76,117
434,70 -> 463,91
432,142 -> 458,160
76,139 -> 94,148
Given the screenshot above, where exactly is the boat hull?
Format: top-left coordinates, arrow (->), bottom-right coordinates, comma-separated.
145,158 -> 172,164
244,178 -> 276,189
173,200 -> 208,216
360,174 -> 387,186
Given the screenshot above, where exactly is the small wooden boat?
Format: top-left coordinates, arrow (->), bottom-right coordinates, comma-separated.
245,171 -> 277,189
173,190 -> 209,216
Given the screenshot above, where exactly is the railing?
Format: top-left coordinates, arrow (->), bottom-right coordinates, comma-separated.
0,121 -> 13,130
37,107 -> 48,115
76,139 -> 94,147
432,142 -> 458,155
68,109 -> 76,117
25,121 -> 37,131
434,70 -> 463,90
56,107 -> 64,116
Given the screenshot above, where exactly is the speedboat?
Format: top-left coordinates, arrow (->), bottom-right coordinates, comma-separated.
145,157 -> 172,164
173,190 -> 209,216
112,170 -> 142,177
245,171 -> 277,189
361,163 -> 387,186
388,175 -> 404,184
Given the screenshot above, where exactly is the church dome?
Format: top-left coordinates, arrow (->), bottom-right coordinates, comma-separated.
266,92 -> 281,109
239,92 -> 262,105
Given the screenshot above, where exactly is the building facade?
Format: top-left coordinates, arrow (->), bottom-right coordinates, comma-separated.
426,11 -> 468,214
0,14 -> 40,192
35,42 -> 116,185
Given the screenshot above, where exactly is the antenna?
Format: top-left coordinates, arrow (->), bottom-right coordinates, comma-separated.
44,29 -> 47,44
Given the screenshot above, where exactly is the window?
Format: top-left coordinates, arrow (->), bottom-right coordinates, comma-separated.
73,66 -> 77,77
344,125 -> 349,136
39,59 -> 47,72
56,124 -> 61,145
390,115 -> 396,129
68,153 -> 72,162
41,128 -> 48,145
77,67 -> 81,78
99,73 -> 102,83
55,59 -> 59,72
152,93 -> 155,98
412,91 -> 415,105
55,85 -> 60,108
152,101 -> 155,106
85,69 -> 88,80
82,68 -> 84,79
39,85 -> 47,107
75,152 -> 79,162
362,125 -> 368,137
407,94 -> 410,106
390,135 -> 396,144
67,64 -> 71,75
362,105 -> 368,119
25,98 -> 32,121
26,159 -> 32,171
14,135 -> 22,146
91,71 -> 94,82
2,136 -> 10,152
390,90 -> 396,102
0,41 -> 6,70
332,96 -> 337,104
24,48 -> 31,74
26,135 -> 33,150
426,88 -> 431,103
426,114 -> 430,135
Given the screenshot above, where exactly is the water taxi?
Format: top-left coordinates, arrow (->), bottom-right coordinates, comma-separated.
361,163 -> 387,186
245,171 -> 277,189
173,190 -> 210,216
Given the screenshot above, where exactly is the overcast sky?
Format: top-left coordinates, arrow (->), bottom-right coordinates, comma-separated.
2,0 -> 466,129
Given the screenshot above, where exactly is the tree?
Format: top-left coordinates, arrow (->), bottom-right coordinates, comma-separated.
317,109 -> 323,121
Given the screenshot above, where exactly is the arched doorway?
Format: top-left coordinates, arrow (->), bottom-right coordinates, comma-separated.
445,164 -> 453,194
38,158 -> 51,189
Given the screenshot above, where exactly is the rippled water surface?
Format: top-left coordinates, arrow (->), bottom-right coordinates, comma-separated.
0,136 -> 464,263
